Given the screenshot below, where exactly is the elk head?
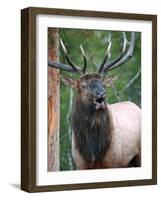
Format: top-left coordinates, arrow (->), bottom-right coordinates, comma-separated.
48,32 -> 135,110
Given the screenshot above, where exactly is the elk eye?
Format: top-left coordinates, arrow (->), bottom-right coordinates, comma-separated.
81,83 -> 87,89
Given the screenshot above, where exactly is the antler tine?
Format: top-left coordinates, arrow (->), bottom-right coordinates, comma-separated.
101,32 -> 128,74
121,32 -> 128,54
98,33 -> 112,74
60,38 -> 82,74
80,45 -> 87,74
102,32 -> 135,74
48,60 -> 82,73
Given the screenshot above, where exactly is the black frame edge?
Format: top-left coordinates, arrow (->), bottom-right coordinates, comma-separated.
21,8 -> 30,192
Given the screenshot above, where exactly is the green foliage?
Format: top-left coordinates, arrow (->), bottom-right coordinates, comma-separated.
58,29 -> 141,171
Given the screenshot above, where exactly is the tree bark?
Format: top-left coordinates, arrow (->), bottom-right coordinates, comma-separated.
48,28 -> 60,171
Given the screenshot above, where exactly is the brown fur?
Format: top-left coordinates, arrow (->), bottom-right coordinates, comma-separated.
72,95 -> 111,165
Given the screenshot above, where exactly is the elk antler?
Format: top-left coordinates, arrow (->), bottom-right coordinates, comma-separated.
98,32 -> 135,75
98,32 -> 112,74
48,38 -> 87,75
80,44 -> 87,74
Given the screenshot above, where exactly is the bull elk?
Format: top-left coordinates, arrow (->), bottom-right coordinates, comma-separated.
48,32 -> 141,169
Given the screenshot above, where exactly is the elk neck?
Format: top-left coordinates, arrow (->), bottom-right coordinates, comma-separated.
71,95 -> 112,164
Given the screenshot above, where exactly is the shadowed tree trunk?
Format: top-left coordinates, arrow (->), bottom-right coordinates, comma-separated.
48,28 -> 60,171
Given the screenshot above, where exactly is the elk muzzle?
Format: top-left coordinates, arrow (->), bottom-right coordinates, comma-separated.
94,89 -> 106,110
88,80 -> 106,110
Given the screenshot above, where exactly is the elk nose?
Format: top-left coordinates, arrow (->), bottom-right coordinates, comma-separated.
96,90 -> 106,98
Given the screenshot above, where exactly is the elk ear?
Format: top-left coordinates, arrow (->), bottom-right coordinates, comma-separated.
103,76 -> 118,87
61,75 -> 79,89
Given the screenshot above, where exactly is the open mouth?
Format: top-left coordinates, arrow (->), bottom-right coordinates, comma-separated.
95,97 -> 105,104
94,97 -> 106,110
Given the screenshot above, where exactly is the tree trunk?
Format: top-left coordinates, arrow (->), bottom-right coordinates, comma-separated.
48,28 -> 60,171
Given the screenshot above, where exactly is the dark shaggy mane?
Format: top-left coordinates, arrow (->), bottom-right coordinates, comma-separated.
72,96 -> 111,164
